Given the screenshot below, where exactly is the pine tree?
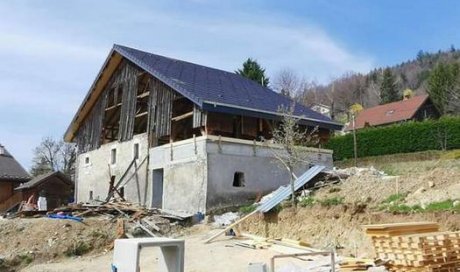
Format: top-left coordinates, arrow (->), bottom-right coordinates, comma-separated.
236,58 -> 270,87
427,63 -> 460,115
380,68 -> 399,104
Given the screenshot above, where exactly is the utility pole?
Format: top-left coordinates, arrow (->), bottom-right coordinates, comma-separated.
352,113 -> 358,167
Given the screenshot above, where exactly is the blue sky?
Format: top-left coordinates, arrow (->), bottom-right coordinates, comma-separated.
1,0 -> 460,169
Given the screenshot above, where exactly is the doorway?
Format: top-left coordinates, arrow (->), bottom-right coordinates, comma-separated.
152,169 -> 164,209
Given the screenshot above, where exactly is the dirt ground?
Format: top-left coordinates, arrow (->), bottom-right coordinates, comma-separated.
20,225 -> 336,272
316,158 -> 460,206
240,206 -> 460,258
1,155 -> 459,271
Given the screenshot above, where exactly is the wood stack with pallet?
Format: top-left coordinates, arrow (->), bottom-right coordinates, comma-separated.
363,222 -> 460,272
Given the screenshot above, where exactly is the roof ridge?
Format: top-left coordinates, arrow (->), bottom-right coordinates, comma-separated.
361,94 -> 428,112
114,44 -> 244,79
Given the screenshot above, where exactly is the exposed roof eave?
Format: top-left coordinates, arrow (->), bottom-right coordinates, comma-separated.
64,45 -> 343,142
202,101 -> 343,130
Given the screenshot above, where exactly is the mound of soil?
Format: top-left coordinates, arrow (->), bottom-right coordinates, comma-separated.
0,217 -> 117,271
240,206 -> 460,258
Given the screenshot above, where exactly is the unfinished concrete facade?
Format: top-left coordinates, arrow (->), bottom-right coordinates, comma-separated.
67,45 -> 341,214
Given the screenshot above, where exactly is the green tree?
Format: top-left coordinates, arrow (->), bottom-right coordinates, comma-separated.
380,68 -> 399,104
427,62 -> 460,115
236,58 -> 270,87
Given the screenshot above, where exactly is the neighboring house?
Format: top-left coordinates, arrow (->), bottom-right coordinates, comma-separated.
64,44 -> 342,214
311,103 -> 331,118
345,95 -> 439,131
0,144 -> 30,212
15,171 -> 74,211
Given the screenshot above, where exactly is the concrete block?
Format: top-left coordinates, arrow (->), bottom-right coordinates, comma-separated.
112,238 -> 184,272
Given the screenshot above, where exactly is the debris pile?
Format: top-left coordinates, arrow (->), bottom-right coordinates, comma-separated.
331,166 -> 386,178
364,222 -> 460,272
5,200 -> 192,240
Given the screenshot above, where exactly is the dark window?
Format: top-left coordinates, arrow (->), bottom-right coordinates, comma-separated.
133,143 -> 139,159
111,148 -> 117,164
233,172 -> 245,187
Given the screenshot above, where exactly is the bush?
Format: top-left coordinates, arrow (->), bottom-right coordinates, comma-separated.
239,204 -> 257,214
319,197 -> 344,207
383,199 -> 460,213
424,199 -> 460,212
326,117 -> 460,161
382,193 -> 406,204
299,197 -> 315,207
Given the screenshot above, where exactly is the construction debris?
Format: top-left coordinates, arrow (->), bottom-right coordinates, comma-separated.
213,212 -> 240,227
363,222 -> 460,272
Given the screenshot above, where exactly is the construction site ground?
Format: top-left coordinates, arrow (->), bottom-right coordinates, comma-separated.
1,151 -> 459,271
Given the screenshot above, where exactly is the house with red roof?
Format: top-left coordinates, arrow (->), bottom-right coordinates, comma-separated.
345,94 -> 440,131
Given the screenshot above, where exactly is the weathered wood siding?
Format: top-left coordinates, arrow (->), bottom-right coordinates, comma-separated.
193,105 -> 207,128
149,79 -> 176,138
118,64 -> 139,141
75,60 -> 140,153
75,60 -> 180,153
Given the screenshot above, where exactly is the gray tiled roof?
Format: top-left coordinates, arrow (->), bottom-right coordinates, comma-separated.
113,45 -> 342,130
15,171 -> 72,190
0,145 -> 30,182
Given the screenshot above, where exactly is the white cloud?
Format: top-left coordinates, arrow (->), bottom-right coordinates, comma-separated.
0,1 -> 375,168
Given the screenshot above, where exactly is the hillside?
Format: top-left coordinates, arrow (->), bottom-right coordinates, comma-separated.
297,46 -> 460,120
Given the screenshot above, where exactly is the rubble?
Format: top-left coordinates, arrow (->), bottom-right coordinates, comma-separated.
213,212 -> 240,227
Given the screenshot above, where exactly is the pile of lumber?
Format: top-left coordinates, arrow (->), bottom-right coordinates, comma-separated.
363,222 -> 460,272
339,258 -> 374,271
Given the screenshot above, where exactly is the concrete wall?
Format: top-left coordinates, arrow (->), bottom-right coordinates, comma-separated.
204,136 -> 333,212
76,133 -> 149,204
76,133 -> 333,213
149,137 -> 208,213
148,135 -> 333,214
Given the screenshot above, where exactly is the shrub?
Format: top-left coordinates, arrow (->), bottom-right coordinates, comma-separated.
384,200 -> 460,213
388,204 -> 423,214
326,117 -> 460,161
382,193 -> 406,204
239,204 -> 257,214
299,197 -> 315,207
319,197 -> 344,207
424,199 -> 460,212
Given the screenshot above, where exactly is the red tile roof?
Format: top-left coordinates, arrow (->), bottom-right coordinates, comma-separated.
345,95 -> 430,130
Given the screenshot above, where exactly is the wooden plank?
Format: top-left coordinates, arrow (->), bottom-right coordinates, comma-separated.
171,111 -> 193,122
136,221 -> 156,237
204,211 -> 258,244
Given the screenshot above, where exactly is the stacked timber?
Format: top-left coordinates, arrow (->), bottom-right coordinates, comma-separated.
363,222 -> 460,272
339,257 -> 374,271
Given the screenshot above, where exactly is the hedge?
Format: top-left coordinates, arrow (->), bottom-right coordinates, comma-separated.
325,116 -> 460,161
